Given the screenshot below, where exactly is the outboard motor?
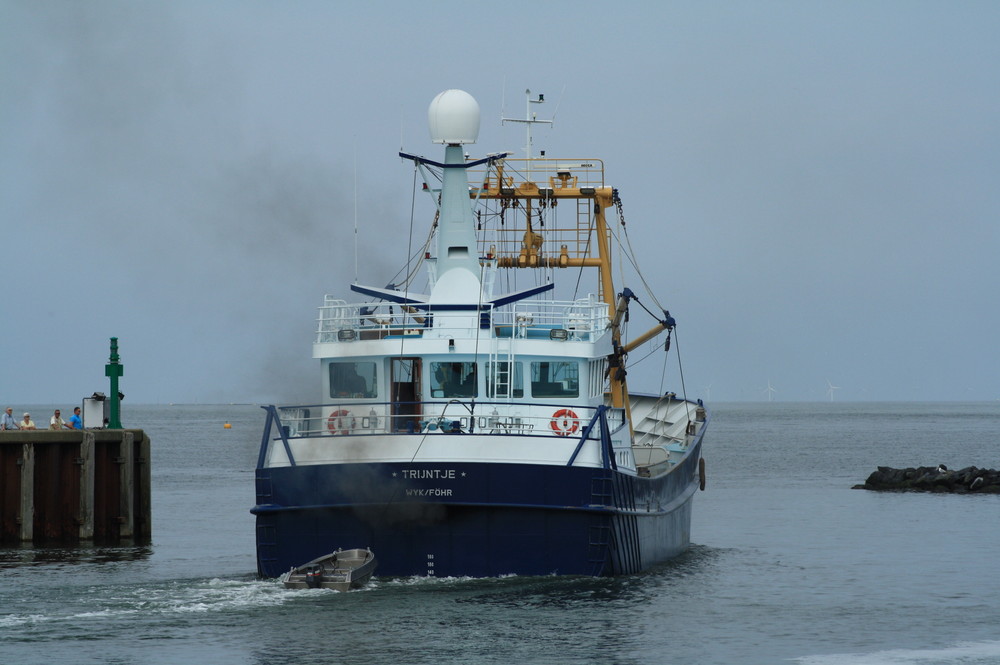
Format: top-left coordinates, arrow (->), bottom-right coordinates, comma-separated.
304,564 -> 323,588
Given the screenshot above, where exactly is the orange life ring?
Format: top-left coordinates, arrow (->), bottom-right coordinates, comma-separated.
550,408 -> 580,436
327,409 -> 354,435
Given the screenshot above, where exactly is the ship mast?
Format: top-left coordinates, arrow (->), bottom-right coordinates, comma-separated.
498,91 -> 629,411
501,89 -> 552,171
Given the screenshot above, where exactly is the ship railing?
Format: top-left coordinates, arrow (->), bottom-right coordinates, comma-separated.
495,297 -> 608,341
315,296 -> 609,343
316,298 -> 428,343
259,402 -> 626,469
265,401 -> 624,439
466,157 -> 606,192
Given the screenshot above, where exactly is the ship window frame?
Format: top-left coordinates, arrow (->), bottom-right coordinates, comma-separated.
530,360 -> 580,398
429,361 -> 479,398
328,360 -> 378,399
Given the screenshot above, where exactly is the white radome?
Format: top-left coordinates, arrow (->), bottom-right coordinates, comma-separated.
428,89 -> 480,145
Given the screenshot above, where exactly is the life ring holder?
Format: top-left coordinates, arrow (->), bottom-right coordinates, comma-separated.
550,408 -> 580,436
327,409 -> 355,435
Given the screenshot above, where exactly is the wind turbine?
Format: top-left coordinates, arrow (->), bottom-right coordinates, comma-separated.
703,384 -> 712,402
826,379 -> 840,402
765,380 -> 777,402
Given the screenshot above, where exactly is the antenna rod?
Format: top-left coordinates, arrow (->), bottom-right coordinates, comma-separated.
501,88 -> 552,180
354,139 -> 359,282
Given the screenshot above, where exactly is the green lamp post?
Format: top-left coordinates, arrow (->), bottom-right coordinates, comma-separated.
105,337 -> 124,429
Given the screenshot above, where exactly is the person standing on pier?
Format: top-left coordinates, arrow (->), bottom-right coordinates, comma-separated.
66,406 -> 82,430
1,407 -> 18,430
50,409 -> 66,430
20,413 -> 37,430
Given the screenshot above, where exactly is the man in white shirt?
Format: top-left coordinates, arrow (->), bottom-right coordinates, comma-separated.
50,409 -> 67,430
1,407 -> 19,430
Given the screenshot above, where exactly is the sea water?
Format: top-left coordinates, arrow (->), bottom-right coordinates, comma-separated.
2,402 -> 998,664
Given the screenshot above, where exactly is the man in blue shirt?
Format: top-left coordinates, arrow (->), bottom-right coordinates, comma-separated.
67,406 -> 83,430
1,407 -> 19,430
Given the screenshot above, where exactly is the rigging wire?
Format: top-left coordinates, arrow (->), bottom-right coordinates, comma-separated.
608,191 -> 699,426
401,162 -> 433,466
616,208 -> 625,300
354,136 -> 358,284
468,157 -> 508,429
572,207 -> 596,300
619,220 -> 666,312
398,163 -> 419,353
672,328 -> 692,420
658,335 -> 670,396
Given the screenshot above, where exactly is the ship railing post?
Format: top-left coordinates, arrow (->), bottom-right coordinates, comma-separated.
599,414 -> 616,471
258,405 -> 296,468
257,406 -> 276,468
567,406 -> 604,467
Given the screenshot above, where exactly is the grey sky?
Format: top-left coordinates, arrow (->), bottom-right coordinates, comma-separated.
2,1 -> 997,404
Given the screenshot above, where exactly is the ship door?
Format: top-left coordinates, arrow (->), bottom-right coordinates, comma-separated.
391,358 -> 422,432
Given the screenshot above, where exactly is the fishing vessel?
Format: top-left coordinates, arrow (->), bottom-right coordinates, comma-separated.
252,89 -> 708,578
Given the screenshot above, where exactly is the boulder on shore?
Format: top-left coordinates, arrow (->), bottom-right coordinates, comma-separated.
853,466 -> 1000,493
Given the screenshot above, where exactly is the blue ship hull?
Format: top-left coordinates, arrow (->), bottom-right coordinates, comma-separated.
253,438 -> 701,578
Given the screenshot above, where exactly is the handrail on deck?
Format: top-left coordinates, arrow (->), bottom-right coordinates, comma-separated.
256,401 -> 627,470
315,296 -> 609,344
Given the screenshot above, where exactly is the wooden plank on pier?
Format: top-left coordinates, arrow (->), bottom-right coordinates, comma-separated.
20,442 -> 34,542
79,432 -> 95,540
119,431 -> 134,538
0,443 -> 22,542
137,434 -> 151,539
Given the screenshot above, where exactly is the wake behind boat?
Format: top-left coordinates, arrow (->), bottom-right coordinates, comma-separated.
252,89 -> 709,578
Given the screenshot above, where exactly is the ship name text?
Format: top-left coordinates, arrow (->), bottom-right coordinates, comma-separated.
400,469 -> 456,479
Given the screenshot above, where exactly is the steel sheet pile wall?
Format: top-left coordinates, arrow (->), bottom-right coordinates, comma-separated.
0,430 -> 151,544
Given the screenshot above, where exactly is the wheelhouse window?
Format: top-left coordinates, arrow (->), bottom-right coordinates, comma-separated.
329,361 -> 378,399
430,362 -> 478,398
486,361 -> 524,398
530,361 -> 579,398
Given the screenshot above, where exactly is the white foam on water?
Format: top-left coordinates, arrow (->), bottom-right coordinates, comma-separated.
0,614 -> 49,629
380,575 -> 482,587
0,578 -> 298,630
133,578 -> 300,615
794,640 -> 1000,665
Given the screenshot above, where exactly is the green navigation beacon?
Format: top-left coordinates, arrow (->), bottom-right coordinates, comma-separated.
105,337 -> 124,429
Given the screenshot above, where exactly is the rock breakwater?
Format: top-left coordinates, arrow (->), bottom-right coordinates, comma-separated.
854,465 -> 1000,493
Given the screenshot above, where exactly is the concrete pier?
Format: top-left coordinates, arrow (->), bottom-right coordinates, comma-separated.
0,430 -> 151,544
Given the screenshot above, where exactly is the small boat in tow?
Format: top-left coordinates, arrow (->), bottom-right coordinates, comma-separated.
280,548 -> 377,591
